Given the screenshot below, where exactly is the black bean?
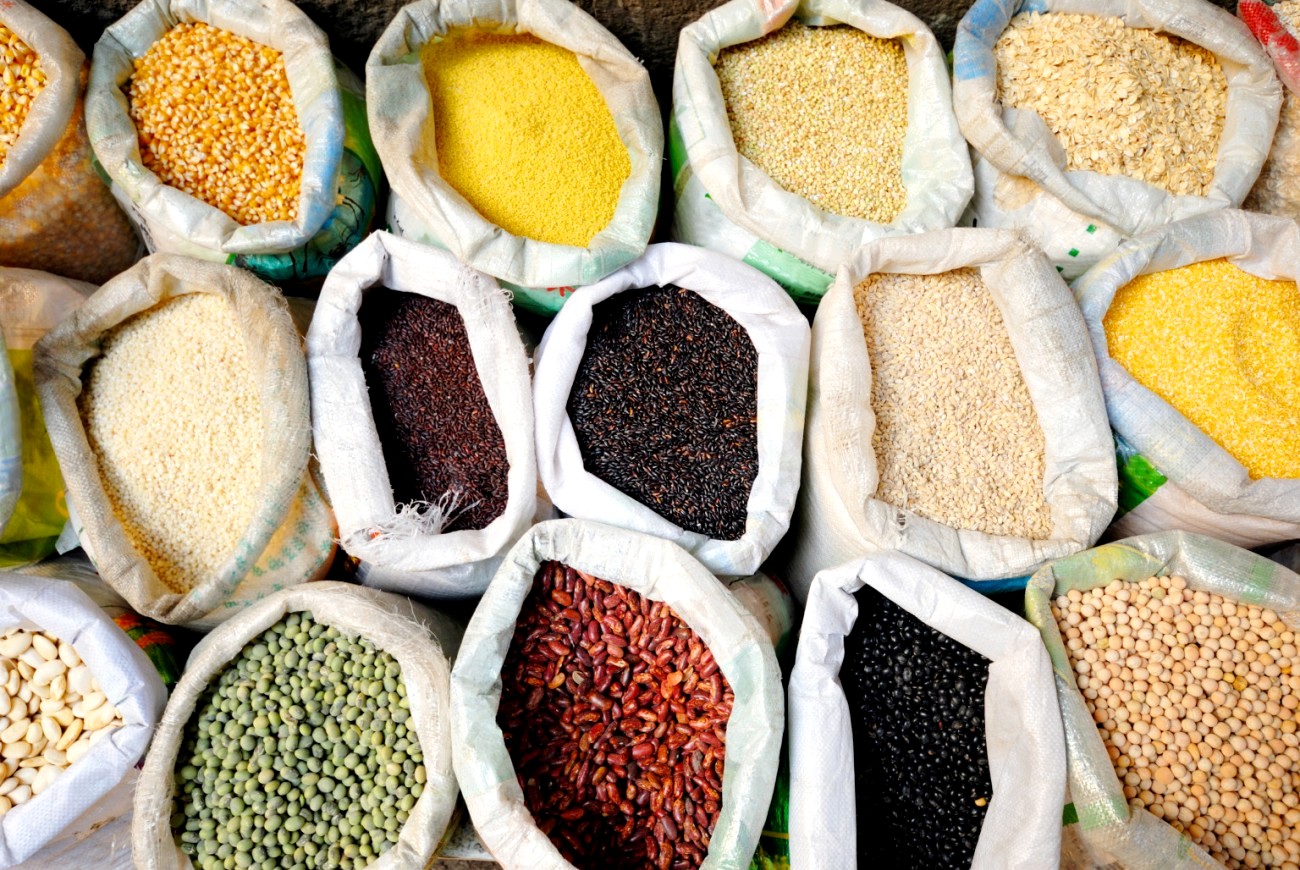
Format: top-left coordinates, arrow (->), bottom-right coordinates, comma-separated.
359,289 -> 508,532
840,585 -> 994,869
566,285 -> 758,540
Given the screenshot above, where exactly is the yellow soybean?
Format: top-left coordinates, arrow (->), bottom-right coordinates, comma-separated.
1104,259 -> 1300,480
420,32 -> 629,248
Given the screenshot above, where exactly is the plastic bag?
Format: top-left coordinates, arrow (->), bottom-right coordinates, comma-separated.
0,333 -> 17,539
0,572 -> 166,868
1240,0 -> 1300,91
789,550 -> 1066,870
132,581 -> 461,870
785,227 -> 1117,601
35,253 -> 337,628
0,268 -> 94,567
532,243 -> 810,578
368,0 -> 662,315
450,518 -> 783,869
1024,530 -> 1300,869
954,0 -> 1282,279
308,230 -> 538,598
1241,0 -> 1300,221
671,0 -> 974,304
1073,209 -> 1300,547
87,0 -> 381,290
0,1 -> 140,286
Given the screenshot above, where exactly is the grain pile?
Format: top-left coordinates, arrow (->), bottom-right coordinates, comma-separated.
1104,259 -> 1300,480
994,12 -> 1227,197
715,21 -> 909,223
1054,575 -> 1300,869
1245,0 -> 1300,220
0,23 -> 45,170
128,21 -> 305,226
854,268 -> 1053,539
80,293 -> 264,593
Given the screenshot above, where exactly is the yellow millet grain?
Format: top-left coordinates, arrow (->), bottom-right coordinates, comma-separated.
421,32 -> 630,248
1104,259 -> 1300,480
715,21 -> 909,223
0,23 -> 47,169
995,13 -> 1227,197
855,268 -> 1054,538
80,294 -> 264,593
127,21 -> 305,226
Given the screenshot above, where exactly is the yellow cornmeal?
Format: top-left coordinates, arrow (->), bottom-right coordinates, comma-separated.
421,32 -> 629,248
1104,259 -> 1300,479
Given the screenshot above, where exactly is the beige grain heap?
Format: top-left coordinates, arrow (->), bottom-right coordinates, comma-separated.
715,21 -> 909,223
1054,575 -> 1300,869
1245,0 -> 1300,219
994,12 -> 1227,197
854,268 -> 1053,538
80,293 -> 264,594
0,627 -> 123,815
0,23 -> 46,170
127,21 -> 305,226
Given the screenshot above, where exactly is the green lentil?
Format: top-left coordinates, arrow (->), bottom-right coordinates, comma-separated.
171,612 -> 424,870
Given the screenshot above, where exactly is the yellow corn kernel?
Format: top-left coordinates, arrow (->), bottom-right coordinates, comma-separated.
0,23 -> 47,169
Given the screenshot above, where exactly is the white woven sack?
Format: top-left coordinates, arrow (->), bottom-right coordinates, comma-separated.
1074,209 -> 1300,547
532,243 -> 809,578
789,550 -> 1066,870
35,253 -> 336,628
308,230 -> 538,598
0,573 -> 166,868
785,227 -> 1117,601
450,518 -> 783,870
132,581 -> 460,870
953,0 -> 1282,279
1025,530 -> 1300,869
671,0 -> 974,304
368,0 -> 661,310
86,0 -> 343,259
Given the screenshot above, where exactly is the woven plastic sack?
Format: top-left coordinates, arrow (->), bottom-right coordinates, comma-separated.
1025,530 -> 1300,869
532,243 -> 810,578
0,2 -> 139,286
672,0 -> 974,304
785,227 -> 1117,601
450,518 -> 783,869
1241,0 -> 1300,221
0,269 -> 94,567
34,253 -> 336,628
1074,209 -> 1300,548
0,572 -> 166,868
1241,0 -> 1300,91
308,230 -> 538,598
789,550 -> 1066,870
0,333 -> 17,540
133,581 -> 461,870
369,0 -> 662,316
953,0 -> 1282,279
86,0 -> 382,289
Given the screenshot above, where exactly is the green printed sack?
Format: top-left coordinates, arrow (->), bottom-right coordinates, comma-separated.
1025,531 -> 1300,869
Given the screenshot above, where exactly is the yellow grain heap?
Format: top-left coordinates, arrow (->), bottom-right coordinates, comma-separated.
127,21 -> 305,226
421,32 -> 629,248
1104,259 -> 1300,479
0,23 -> 47,170
715,22 -> 909,223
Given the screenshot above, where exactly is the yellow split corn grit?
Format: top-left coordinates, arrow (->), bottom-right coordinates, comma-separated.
421,32 -> 630,248
0,23 -> 47,169
1104,259 -> 1300,479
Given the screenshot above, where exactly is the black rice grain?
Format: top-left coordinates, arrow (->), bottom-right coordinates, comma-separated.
840,585 -> 994,869
566,285 -> 758,541
360,289 -> 508,532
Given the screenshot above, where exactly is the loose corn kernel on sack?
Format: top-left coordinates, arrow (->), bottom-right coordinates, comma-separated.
1075,209 -> 1300,548
782,227 -> 1117,601
953,0 -> 1281,279
1241,0 -> 1300,221
0,268 -> 94,569
133,582 -> 462,870
34,254 -> 337,628
0,1 -> 140,286
87,0 -> 382,292
1025,531 -> 1300,870
307,231 -> 542,599
671,0 -> 973,305
368,0 -> 661,315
